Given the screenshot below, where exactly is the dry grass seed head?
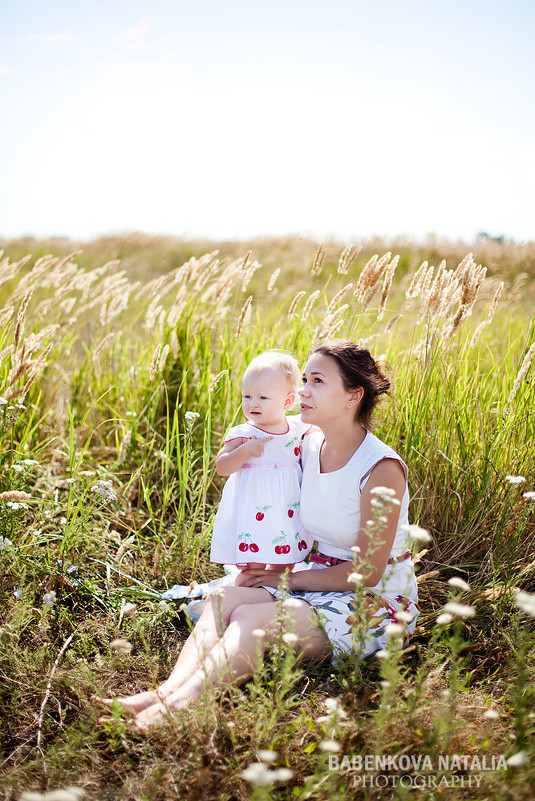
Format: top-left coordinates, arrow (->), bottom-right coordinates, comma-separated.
311,243 -> 326,276
208,369 -> 228,393
377,255 -> 399,320
288,291 -> 307,320
337,244 -> 362,274
301,290 -> 320,323
327,284 -> 353,315
507,340 -> 535,405
150,344 -> 162,381
235,295 -> 253,341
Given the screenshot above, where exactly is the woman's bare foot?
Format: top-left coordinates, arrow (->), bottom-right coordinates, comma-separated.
90,689 -> 162,714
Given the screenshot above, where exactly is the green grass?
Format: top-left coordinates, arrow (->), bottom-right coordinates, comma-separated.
0,235 -> 534,800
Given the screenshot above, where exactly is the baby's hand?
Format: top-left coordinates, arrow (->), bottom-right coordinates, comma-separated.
246,436 -> 273,458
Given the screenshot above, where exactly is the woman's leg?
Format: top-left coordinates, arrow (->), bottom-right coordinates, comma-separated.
134,597 -> 331,729
93,587 -> 274,714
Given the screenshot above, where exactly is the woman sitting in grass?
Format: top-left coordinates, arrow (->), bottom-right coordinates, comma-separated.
96,341 -> 419,730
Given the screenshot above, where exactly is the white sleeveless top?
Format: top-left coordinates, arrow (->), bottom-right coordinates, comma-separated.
300,429 -> 417,600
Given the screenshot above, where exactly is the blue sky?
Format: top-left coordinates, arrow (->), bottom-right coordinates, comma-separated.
1,0 -> 533,243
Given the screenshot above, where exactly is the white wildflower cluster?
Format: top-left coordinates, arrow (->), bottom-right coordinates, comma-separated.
5,501 -> 28,511
15,459 -> 39,467
109,638 -> 133,654
20,787 -> 85,801
185,410 -> 200,428
523,491 -> 535,500
442,601 -> 476,619
282,632 -> 298,645
370,486 -> 401,507
401,524 -> 432,543
448,576 -> 471,592
0,398 -> 7,406
505,475 -> 526,485
90,480 -> 117,503
42,591 -> 57,608
316,696 -> 348,724
515,591 -> 535,618
241,762 -> 294,786
0,536 -> 14,549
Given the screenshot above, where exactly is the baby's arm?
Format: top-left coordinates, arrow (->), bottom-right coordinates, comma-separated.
215,436 -> 273,476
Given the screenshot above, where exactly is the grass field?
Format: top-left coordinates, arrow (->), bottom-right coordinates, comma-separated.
0,233 -> 534,800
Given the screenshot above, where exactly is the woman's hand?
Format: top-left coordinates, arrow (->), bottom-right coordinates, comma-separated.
235,565 -> 289,589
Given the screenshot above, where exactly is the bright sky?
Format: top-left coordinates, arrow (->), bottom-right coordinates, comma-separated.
1,0 -> 534,243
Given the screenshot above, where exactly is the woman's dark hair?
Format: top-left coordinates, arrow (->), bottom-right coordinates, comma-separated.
311,341 -> 390,429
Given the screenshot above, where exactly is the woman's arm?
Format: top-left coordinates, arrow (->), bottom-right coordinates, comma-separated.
237,458 -> 406,592
215,436 -> 274,476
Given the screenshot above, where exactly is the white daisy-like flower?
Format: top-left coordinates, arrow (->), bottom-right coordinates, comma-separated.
395,610 -> 414,623
347,572 -> 363,583
523,491 -> 535,500
385,622 -> 404,637
282,597 -> 302,609
515,591 -> 535,618
120,603 -> 137,617
350,545 -> 361,553
42,591 -> 57,608
257,750 -> 279,763
436,613 -> 453,626
443,602 -> 476,619
401,524 -> 432,543
252,628 -> 266,638
483,709 -> 500,720
448,577 -> 471,592
375,649 -> 389,659
0,536 -> 13,549
319,740 -> 341,753
109,638 -> 133,654
505,475 -> 526,484
381,680 -> 391,688
506,750 -> 528,767
282,632 -> 298,645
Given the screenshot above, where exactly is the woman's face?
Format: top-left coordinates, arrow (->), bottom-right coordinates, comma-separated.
299,352 -> 359,428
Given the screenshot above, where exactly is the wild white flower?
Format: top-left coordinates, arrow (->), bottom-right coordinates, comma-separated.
20,787 -> 86,801
319,740 -> 341,753
66,478 -> 76,485
208,586 -> 225,598
395,610 -> 414,623
350,545 -> 361,553
257,750 -> 279,763
385,622 -> 404,637
515,591 -> 535,618
120,603 -> 137,617
505,475 -> 526,484
158,600 -> 168,609
90,480 -> 117,503
252,628 -> 266,638
282,597 -> 302,609
0,536 -> 13,549
443,601 -> 476,619
436,613 -> 453,626
241,762 -> 293,785
109,638 -> 133,654
506,750 -> 528,767
12,464 -> 24,472
483,709 -> 500,720
448,577 -> 471,592
381,680 -> 391,688
282,632 -> 298,645
17,459 -> 39,466
401,524 -> 432,543
375,649 -> 389,659
0,398 -> 7,406
42,591 -> 57,608
6,501 -> 28,510
370,486 -> 396,497
347,572 -> 363,583
523,491 -> 535,500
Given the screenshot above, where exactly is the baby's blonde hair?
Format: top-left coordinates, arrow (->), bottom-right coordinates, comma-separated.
244,350 -> 300,395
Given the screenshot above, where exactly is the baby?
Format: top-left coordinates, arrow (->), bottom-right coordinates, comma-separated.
210,351 -> 312,570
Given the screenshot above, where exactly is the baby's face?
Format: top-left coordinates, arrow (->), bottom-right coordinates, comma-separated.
241,367 -> 293,429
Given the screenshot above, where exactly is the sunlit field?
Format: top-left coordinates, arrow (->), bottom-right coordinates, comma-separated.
1,233 -> 534,801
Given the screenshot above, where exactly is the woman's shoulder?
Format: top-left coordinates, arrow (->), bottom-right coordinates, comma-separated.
361,430 -> 408,481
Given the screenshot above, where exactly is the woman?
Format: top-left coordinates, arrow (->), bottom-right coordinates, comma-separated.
97,342 -> 419,729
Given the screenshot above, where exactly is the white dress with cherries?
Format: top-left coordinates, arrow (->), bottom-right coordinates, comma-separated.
210,415 -> 312,565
